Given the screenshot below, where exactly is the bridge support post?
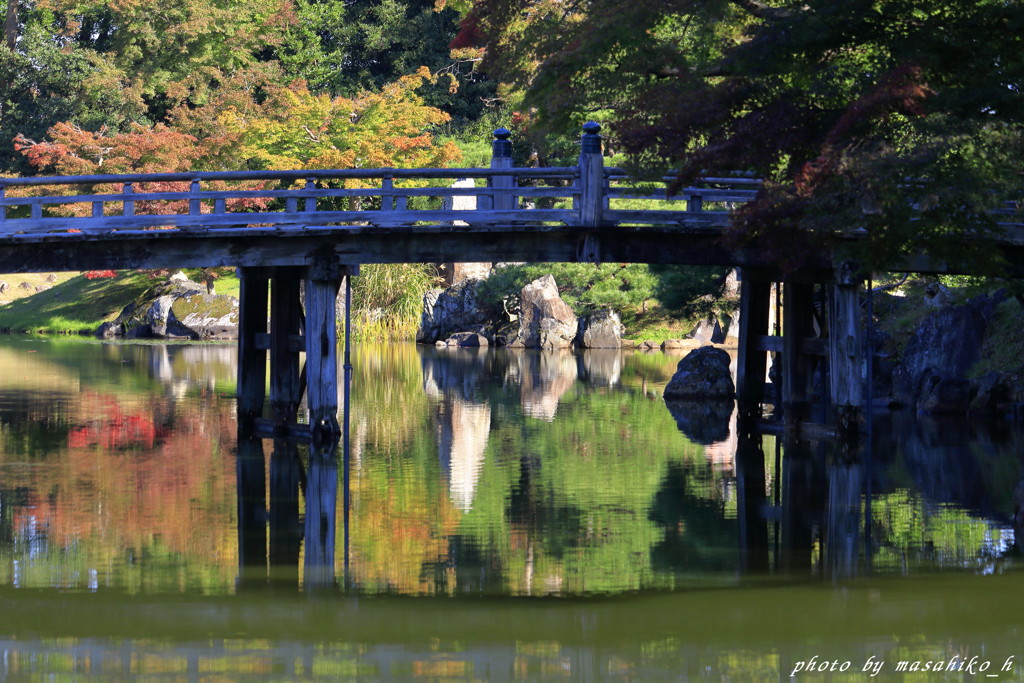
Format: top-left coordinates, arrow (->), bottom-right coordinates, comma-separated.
304,264 -> 356,442
270,267 -> 305,424
782,282 -> 817,426
828,262 -> 864,441
736,271 -> 772,418
237,267 -> 269,429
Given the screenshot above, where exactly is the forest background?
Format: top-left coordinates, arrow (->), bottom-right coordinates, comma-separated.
0,0 -> 1021,340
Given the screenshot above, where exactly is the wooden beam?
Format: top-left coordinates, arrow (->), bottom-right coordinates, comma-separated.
269,269 -> 304,423
236,432 -> 267,584
782,282 -> 817,421
304,445 -> 338,589
268,439 -> 302,575
304,275 -> 342,440
237,268 -> 269,428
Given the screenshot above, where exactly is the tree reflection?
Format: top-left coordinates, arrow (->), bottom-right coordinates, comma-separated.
648,461 -> 739,574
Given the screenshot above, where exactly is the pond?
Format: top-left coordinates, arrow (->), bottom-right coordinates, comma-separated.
0,338 -> 1022,680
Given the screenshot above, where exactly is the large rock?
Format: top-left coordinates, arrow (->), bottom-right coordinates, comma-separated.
102,277 -> 239,340
515,275 -> 577,349
575,309 -> 623,348
664,346 -> 735,399
418,278 -> 490,344
689,316 -> 725,344
893,291 -> 1005,406
915,369 -> 972,415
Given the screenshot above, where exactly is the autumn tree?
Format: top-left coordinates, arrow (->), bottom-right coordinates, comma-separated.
463,0 -> 1024,273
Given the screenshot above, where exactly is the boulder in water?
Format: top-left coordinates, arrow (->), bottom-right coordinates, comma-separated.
664,346 -> 735,399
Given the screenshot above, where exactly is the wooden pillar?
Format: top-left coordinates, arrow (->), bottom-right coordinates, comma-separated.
305,263 -> 357,442
237,267 -> 269,429
270,267 -> 304,423
828,262 -> 864,439
304,442 -> 338,590
578,122 -> 604,227
782,282 -> 816,425
779,437 -> 818,573
735,426 -> 769,572
826,462 -> 863,578
268,439 -> 302,581
236,432 -> 267,587
492,126 -> 515,211
735,271 -> 772,416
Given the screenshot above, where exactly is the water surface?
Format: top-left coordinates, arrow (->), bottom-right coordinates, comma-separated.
0,338 -> 1022,680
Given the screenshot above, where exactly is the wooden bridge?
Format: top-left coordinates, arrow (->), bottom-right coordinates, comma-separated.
0,124 -> 773,274
1,123 -> 1021,444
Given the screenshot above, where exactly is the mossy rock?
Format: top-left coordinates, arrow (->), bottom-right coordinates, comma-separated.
106,278 -> 239,340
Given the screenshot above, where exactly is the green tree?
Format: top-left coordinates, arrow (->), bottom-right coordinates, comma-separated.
279,0 -> 495,125
464,0 -> 1024,274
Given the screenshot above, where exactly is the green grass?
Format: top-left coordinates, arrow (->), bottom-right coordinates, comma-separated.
0,271 -> 165,334
972,298 -> 1024,377
621,306 -> 708,344
0,269 -> 243,335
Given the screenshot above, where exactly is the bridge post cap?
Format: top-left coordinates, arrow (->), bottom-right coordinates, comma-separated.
491,127 -> 513,158
580,122 -> 602,154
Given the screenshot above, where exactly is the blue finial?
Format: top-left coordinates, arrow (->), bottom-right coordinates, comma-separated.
581,122 -> 602,154
492,127 -> 513,158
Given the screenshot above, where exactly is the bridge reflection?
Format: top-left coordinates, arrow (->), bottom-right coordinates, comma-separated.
230,345 -> 1023,592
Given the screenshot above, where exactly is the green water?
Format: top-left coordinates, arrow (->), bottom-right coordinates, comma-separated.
0,338 -> 1023,681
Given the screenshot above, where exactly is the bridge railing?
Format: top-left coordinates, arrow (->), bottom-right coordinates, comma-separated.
0,124 -> 760,238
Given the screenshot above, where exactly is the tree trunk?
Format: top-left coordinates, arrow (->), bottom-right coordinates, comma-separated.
5,0 -> 18,51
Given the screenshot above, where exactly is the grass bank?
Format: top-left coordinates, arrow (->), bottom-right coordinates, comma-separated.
0,269 -> 241,335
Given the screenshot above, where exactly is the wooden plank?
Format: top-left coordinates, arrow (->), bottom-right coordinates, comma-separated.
782,282 -> 817,420
757,335 -> 783,352
0,227 -> 789,272
607,189 -> 757,202
269,270 -> 304,423
0,166 -> 580,188
0,208 -> 579,234
237,268 -> 269,427
603,209 -> 731,226
254,332 -> 303,353
304,276 -> 341,439
251,418 -> 313,442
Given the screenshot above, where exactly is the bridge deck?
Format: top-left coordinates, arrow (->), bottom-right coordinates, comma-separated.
0,130 -> 1020,274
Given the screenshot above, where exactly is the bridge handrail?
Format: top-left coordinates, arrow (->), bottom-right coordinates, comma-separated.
0,166 -> 579,188
0,125 -> 765,236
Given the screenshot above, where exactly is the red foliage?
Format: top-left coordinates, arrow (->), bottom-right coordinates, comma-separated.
450,8 -> 485,49
84,270 -> 117,279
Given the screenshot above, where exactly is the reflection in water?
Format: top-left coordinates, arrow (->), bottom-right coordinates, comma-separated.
423,350 -> 492,512
1,339 -> 1024,678
509,349 -> 577,421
